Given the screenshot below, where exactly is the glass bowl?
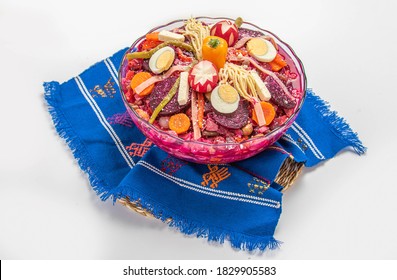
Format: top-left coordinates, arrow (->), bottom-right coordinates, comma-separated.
118,17 -> 306,164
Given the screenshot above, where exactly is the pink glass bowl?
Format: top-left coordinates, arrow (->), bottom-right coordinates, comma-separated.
118,17 -> 306,164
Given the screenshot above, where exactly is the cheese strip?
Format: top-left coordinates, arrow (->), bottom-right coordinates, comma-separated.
250,71 -> 271,101
158,30 -> 185,42
177,72 -> 189,106
191,91 -> 201,140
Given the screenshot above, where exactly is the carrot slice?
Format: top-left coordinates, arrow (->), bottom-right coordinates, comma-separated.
269,54 -> 287,72
252,102 -> 276,126
169,113 -> 191,134
145,32 -> 159,41
130,72 -> 154,96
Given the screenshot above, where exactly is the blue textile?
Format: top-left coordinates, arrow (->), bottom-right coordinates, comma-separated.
43,48 -> 365,251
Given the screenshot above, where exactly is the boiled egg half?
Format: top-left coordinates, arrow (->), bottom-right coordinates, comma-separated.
211,84 -> 240,114
149,46 -> 175,74
246,38 -> 277,62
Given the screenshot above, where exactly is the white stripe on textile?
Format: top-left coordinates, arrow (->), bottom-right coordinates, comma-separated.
74,76 -> 135,168
104,58 -> 119,88
291,123 -> 325,160
138,161 -> 280,209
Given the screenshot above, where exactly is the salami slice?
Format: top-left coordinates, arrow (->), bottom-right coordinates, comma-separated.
210,101 -> 249,129
148,76 -> 191,116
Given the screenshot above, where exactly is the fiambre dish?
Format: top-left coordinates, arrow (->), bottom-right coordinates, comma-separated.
118,17 -> 306,163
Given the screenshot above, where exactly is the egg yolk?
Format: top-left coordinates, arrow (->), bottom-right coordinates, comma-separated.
219,84 -> 238,103
247,38 -> 268,56
156,51 -> 173,71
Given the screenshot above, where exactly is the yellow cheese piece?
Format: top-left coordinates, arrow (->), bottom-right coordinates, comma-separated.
177,72 -> 190,106
158,30 -> 185,42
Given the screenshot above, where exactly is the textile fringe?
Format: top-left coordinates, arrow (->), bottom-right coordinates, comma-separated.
306,89 -> 367,154
43,82 -> 111,198
113,189 -> 281,252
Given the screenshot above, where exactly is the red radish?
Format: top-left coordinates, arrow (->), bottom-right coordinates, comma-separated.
210,20 -> 239,47
188,60 -> 218,93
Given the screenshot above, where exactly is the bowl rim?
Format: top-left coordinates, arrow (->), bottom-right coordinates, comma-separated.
118,16 -> 307,148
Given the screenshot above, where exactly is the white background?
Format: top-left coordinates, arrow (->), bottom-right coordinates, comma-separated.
1,0 -> 396,260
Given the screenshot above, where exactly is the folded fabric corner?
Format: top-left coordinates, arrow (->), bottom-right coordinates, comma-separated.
43,48 -> 366,252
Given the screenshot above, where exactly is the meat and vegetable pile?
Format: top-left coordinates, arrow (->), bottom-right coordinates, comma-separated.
120,17 -> 304,144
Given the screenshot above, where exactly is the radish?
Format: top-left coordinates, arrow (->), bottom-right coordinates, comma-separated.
188,60 -> 218,93
210,20 -> 239,47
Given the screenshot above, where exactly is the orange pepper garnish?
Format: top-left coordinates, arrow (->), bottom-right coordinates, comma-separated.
202,36 -> 228,70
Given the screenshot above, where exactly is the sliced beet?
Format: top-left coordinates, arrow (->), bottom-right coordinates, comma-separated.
148,76 -> 191,116
265,76 -> 296,109
238,27 -> 264,39
209,101 -> 249,129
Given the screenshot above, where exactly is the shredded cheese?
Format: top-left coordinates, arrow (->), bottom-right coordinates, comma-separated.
183,18 -> 210,60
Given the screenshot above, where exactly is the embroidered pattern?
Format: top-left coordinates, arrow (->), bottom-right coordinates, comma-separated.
125,138 -> 152,157
138,160 -> 280,209
201,165 -> 231,189
160,155 -> 187,175
296,137 -> 308,151
107,111 -> 134,127
247,177 -> 270,196
90,77 -> 117,98
291,123 -> 325,159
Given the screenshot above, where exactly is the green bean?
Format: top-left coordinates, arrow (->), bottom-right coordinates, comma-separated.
149,77 -> 180,124
127,41 -> 194,60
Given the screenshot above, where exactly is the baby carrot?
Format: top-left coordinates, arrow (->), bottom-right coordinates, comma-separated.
197,93 -> 205,129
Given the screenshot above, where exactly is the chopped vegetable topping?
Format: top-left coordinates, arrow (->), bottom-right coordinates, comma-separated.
121,17 -> 303,147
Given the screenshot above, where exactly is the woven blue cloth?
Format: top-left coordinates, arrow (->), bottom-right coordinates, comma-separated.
43,48 -> 365,251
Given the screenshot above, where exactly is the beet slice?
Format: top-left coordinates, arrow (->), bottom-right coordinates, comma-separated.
265,76 -> 296,109
148,76 -> 191,116
238,27 -> 264,39
209,101 -> 249,129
